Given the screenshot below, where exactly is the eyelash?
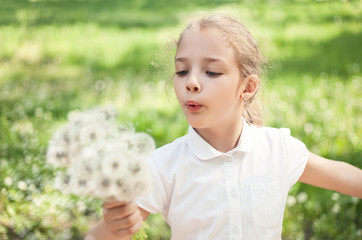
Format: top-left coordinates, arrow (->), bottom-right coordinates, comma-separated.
175,70 -> 222,77
175,70 -> 189,76
206,71 -> 222,77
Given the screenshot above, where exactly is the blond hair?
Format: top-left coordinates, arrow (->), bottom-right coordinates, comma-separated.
176,14 -> 266,126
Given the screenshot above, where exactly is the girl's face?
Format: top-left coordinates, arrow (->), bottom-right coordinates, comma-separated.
174,29 -> 245,130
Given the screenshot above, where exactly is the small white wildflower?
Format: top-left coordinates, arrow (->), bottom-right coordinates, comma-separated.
331,192 -> 339,201
332,204 -> 340,214
76,201 -> 87,212
351,197 -> 359,204
287,196 -> 296,207
297,192 -> 308,203
17,181 -> 27,190
1,188 -> 7,195
28,184 -> 37,192
0,159 -> 8,168
4,177 -> 13,186
303,123 -> 314,134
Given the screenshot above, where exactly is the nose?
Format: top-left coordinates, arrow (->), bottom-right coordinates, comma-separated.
186,74 -> 201,93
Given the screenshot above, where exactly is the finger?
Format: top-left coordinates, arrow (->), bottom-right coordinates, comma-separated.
104,202 -> 139,222
107,210 -> 141,232
113,217 -> 143,239
103,201 -> 129,210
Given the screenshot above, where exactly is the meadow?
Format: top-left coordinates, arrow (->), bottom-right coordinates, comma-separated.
0,0 -> 361,239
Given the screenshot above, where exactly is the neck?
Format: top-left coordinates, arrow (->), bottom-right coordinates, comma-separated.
195,117 -> 244,153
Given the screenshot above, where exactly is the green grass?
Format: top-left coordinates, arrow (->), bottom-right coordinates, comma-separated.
0,0 -> 361,239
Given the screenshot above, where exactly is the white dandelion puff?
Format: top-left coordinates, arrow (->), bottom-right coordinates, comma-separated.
102,153 -> 128,176
4,177 -> 13,186
17,181 -> 27,190
287,195 -> 296,207
132,132 -> 156,155
332,204 -> 341,214
297,192 -> 308,203
47,107 -> 155,201
46,144 -> 70,167
331,192 -> 339,201
79,123 -> 107,146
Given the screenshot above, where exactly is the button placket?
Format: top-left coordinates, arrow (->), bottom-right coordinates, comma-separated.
224,154 -> 242,238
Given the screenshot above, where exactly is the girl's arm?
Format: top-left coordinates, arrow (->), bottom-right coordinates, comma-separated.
299,152 -> 362,198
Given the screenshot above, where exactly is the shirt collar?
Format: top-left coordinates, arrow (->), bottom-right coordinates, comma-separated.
186,118 -> 253,160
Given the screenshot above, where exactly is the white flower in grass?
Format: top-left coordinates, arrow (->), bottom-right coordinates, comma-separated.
4,177 -> 13,186
287,195 -> 296,207
332,204 -> 340,214
17,181 -> 27,190
297,192 -> 308,203
331,192 -> 339,201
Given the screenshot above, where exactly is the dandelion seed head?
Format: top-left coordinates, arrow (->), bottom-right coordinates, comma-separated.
49,107 -> 154,201
287,196 -> 296,207
297,192 -> 308,203
331,192 -> 339,201
18,181 -> 28,190
332,204 -> 340,214
101,178 -> 110,188
4,177 -> 13,186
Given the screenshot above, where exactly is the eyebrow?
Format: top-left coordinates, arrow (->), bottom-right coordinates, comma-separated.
175,57 -> 223,63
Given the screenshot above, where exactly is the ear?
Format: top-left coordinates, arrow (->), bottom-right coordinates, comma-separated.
241,74 -> 260,101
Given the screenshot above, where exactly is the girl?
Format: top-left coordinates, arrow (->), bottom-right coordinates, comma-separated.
87,15 -> 362,240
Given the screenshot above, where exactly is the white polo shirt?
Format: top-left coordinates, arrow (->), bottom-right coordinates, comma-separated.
137,120 -> 309,240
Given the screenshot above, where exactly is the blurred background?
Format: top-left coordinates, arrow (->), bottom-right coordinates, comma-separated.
0,0 -> 361,239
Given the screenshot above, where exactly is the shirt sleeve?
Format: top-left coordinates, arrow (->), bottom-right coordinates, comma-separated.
136,156 -> 170,216
280,128 -> 309,188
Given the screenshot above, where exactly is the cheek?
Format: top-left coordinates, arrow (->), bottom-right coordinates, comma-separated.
173,80 -> 183,99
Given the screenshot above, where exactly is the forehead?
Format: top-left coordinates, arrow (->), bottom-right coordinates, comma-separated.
176,29 -> 235,62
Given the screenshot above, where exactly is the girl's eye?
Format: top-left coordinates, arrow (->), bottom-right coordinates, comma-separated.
175,70 -> 189,76
206,71 -> 222,77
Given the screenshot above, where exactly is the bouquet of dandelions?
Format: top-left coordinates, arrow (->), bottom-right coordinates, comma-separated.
47,107 -> 154,239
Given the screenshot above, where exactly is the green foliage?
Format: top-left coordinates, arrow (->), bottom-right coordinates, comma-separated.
0,0 -> 361,239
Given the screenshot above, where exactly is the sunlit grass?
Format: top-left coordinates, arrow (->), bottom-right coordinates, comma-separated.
0,0 -> 361,239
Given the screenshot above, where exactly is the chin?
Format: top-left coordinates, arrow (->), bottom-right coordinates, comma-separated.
187,120 -> 207,129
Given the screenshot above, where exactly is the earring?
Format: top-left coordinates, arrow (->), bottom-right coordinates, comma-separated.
242,95 -> 247,103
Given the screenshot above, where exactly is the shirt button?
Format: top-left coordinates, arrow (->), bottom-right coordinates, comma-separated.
226,155 -> 232,162
230,189 -> 237,198
232,226 -> 239,235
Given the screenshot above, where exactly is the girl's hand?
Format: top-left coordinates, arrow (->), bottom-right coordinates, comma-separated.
103,201 -> 144,239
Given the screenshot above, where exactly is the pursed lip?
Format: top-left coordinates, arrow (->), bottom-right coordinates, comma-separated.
185,100 -> 203,111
